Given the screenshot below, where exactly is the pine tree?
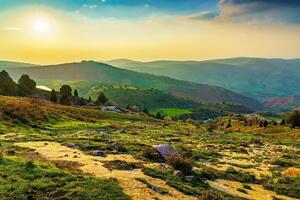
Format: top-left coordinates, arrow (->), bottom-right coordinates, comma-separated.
74,89 -> 79,97
50,89 -> 57,103
18,74 -> 36,96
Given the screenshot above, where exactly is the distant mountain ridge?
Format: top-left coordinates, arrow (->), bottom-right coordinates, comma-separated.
0,60 -> 262,110
107,57 -> 300,100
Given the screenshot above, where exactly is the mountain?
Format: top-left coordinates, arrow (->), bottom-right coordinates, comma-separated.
1,60 -> 262,109
107,58 -> 300,100
264,94 -> 300,109
0,61 -> 36,69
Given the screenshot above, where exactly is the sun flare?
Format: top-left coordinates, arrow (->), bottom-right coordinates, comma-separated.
32,18 -> 51,34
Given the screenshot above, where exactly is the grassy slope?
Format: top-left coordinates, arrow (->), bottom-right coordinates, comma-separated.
0,96 -> 299,199
2,61 -> 262,110
107,58 -> 300,100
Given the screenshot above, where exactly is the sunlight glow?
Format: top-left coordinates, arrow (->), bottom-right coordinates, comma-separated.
32,18 -> 51,34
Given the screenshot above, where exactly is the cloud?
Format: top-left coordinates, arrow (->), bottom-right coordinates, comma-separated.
83,4 -> 98,9
184,11 -> 218,21
217,0 -> 300,23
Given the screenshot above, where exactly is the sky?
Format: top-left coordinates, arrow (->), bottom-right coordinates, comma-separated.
0,0 -> 300,64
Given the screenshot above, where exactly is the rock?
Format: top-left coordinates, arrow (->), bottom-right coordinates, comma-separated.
120,128 -> 126,133
185,176 -> 194,182
154,144 -> 177,160
111,150 -> 119,154
90,150 -> 104,157
67,143 -> 76,148
173,170 -> 183,177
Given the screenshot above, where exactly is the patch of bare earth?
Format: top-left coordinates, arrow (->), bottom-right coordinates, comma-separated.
15,141 -> 196,200
207,179 -> 298,200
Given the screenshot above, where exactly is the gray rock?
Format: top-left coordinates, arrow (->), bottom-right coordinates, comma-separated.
120,128 -> 126,133
185,176 -> 194,182
67,143 -> 76,148
90,150 -> 104,157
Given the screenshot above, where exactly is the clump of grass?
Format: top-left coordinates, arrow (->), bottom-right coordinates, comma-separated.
25,160 -> 35,169
237,188 -> 248,194
264,176 -> 300,198
166,153 -> 194,175
135,178 -> 169,195
218,167 -> 257,183
243,184 -> 253,190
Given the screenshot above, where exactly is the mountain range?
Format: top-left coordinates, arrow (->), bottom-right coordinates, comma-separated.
0,60 -> 262,110
107,57 -> 300,100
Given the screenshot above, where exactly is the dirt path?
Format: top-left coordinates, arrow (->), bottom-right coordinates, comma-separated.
15,141 -> 196,200
207,179 -> 298,200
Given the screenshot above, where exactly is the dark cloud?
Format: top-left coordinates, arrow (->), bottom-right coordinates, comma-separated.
218,0 -> 300,23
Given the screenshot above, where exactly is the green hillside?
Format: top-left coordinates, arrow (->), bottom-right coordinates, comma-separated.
107,58 -> 300,100
2,61 -> 262,110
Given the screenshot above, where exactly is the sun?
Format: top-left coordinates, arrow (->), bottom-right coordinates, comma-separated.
32,18 -> 51,34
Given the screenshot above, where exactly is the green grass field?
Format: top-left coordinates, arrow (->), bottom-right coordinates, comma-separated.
150,108 -> 192,117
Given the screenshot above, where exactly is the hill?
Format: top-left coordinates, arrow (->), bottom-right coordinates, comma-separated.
0,61 -> 36,69
264,94 -> 300,109
107,58 -> 300,100
1,60 -> 262,110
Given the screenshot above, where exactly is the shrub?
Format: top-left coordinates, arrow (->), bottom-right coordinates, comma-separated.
166,153 -> 194,175
287,110 -> 300,128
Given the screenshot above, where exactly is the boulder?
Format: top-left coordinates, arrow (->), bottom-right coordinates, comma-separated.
154,144 -> 177,160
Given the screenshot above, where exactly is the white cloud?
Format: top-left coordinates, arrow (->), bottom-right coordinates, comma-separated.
83,4 -> 98,9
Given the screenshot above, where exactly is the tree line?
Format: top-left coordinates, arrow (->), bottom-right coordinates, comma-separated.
0,70 -> 108,106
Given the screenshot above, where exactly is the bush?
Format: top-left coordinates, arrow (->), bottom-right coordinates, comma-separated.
287,110 -> 300,128
166,153 -> 194,175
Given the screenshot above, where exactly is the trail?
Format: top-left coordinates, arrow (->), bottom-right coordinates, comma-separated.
15,141 -> 196,200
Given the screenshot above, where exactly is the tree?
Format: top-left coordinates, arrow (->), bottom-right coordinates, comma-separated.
280,119 -> 286,125
74,89 -> 79,97
0,70 -> 17,96
287,110 -> 300,128
60,85 -> 72,97
50,89 -> 57,103
88,96 -> 92,102
79,97 -> 85,106
156,112 -> 162,119
143,108 -> 150,115
96,92 -> 108,105
60,94 -> 71,105
263,120 -> 268,127
18,74 -> 36,96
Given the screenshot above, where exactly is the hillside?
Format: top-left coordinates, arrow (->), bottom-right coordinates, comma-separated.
264,94 -> 300,109
1,60 -> 262,110
0,96 -> 299,200
107,58 -> 300,100
0,61 -> 36,69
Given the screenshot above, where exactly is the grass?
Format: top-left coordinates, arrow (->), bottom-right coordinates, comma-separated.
0,156 -> 130,200
0,95 -> 299,199
150,108 -> 192,117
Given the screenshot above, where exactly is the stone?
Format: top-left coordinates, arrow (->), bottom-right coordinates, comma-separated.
90,150 -> 104,157
120,128 -> 126,133
154,144 -> 177,159
67,143 -> 76,148
185,176 -> 194,182
173,170 -> 183,177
